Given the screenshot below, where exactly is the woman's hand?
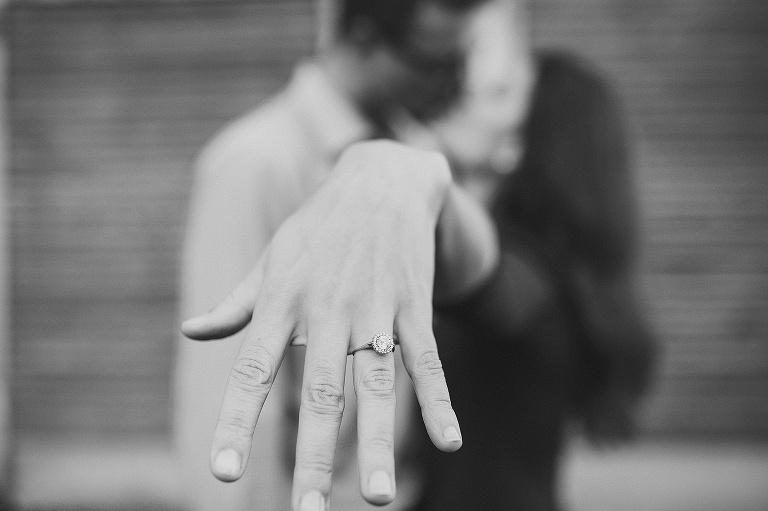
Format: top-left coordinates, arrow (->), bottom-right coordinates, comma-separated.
182,141 -> 465,510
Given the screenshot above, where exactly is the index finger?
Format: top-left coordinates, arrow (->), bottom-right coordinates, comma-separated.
207,284 -> 292,481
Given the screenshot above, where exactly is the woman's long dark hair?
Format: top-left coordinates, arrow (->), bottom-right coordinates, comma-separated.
499,52 -> 657,440
502,52 -> 638,276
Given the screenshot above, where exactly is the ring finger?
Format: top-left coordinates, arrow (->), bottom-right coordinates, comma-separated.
352,326 -> 397,505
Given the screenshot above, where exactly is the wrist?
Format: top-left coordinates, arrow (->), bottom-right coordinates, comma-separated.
335,140 -> 452,219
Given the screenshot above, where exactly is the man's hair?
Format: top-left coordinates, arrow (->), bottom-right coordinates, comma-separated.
338,0 -> 486,46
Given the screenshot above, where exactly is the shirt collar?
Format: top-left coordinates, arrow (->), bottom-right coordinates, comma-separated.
288,61 -> 375,157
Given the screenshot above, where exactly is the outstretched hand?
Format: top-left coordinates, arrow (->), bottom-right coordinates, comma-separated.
182,141 -> 463,510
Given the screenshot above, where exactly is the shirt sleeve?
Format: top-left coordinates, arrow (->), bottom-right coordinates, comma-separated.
175,133 -> 295,509
434,234 -> 559,339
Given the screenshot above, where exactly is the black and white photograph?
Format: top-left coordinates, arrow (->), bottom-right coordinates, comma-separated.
0,0 -> 766,510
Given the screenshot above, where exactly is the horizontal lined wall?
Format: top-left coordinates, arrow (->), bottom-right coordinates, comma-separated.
8,0 -> 315,435
531,0 -> 768,435
7,0 -> 768,437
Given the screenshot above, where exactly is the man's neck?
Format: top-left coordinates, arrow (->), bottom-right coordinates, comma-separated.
317,48 -> 365,108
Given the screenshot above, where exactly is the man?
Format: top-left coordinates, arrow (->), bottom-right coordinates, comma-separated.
175,1 -> 499,510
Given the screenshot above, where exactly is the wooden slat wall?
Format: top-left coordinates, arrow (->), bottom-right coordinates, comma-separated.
0,6 -> 12,498
531,0 -> 768,435
7,0 -> 768,438
8,0 -> 315,435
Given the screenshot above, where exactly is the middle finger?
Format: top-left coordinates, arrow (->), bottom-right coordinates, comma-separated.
292,314 -> 350,511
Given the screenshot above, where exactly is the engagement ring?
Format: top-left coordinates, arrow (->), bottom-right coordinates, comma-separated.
350,332 -> 396,355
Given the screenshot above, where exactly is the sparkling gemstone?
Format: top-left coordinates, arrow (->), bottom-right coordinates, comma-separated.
371,333 -> 395,354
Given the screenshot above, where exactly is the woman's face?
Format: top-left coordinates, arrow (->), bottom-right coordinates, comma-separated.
430,0 -> 537,173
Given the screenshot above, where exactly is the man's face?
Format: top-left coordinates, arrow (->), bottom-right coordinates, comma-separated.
375,1 -> 477,121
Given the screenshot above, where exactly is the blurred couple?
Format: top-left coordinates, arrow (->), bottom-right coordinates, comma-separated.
175,0 -> 657,510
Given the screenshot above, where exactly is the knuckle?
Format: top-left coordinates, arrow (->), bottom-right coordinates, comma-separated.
413,350 -> 453,412
218,411 -> 256,441
298,451 -> 335,477
425,391 -> 453,412
418,386 -> 453,421
358,364 -> 396,398
414,349 -> 446,381
364,433 -> 395,454
229,345 -> 278,395
302,369 -> 345,417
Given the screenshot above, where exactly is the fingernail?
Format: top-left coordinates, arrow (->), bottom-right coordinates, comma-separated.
443,425 -> 461,443
213,448 -> 241,478
299,490 -> 325,511
181,316 -> 203,333
369,470 -> 392,496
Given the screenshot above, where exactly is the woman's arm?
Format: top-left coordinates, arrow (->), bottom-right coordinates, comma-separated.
182,141 -> 468,509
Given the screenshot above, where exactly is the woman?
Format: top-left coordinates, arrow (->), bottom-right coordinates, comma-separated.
417,50 -> 657,511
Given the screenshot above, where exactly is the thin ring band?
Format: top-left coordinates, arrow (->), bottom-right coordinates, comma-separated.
350,332 -> 396,355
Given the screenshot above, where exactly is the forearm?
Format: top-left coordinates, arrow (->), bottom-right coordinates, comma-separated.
433,183 -> 501,304
436,242 -> 555,336
431,179 -> 562,336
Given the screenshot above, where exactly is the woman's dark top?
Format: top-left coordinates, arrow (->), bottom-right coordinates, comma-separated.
417,52 -> 657,511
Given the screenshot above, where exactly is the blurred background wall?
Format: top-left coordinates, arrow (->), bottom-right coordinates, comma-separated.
1,0 -> 766,509
531,0 -> 768,437
1,0 -> 12,503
